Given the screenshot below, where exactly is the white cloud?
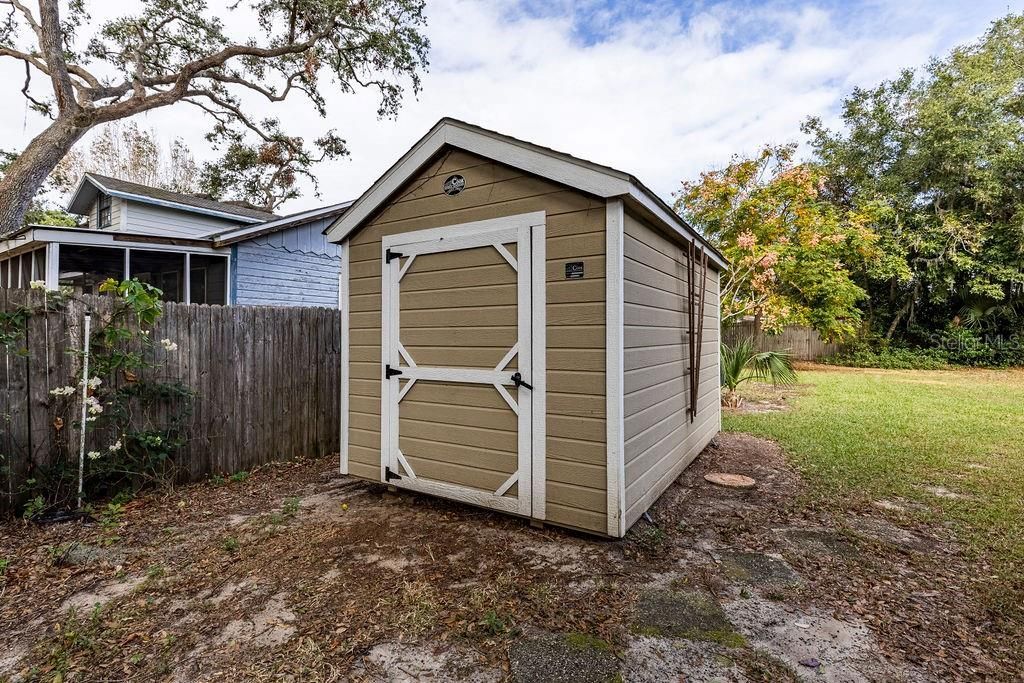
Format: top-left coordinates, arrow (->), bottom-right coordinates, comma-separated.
0,0 -> 1018,213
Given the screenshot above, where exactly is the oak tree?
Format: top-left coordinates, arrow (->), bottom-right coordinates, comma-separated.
0,0 -> 428,234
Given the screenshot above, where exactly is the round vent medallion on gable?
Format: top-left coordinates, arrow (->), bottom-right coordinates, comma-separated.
443,174 -> 466,196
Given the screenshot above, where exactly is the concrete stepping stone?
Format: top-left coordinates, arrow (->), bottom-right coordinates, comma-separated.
509,630 -> 619,683
717,551 -> 802,588
632,589 -> 744,646
776,527 -> 858,557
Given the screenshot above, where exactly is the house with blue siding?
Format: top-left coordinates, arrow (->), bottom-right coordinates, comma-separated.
0,173 -> 350,308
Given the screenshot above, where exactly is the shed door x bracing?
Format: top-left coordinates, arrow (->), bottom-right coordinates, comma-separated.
380,216 -> 539,517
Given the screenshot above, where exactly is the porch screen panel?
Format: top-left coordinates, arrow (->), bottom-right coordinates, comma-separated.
16,254 -> 29,287
0,258 -> 8,288
33,248 -> 46,283
189,255 -> 227,305
59,245 -> 125,295
130,250 -> 185,303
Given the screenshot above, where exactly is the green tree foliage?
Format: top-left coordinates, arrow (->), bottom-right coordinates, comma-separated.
803,14 -> 1024,342
199,133 -> 345,212
675,144 -> 896,340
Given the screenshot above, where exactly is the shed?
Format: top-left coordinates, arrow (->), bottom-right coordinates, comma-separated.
326,118 -> 725,537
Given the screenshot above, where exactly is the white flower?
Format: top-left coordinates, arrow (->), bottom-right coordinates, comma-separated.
85,377 -> 102,389
87,451 -> 101,460
85,395 -> 103,415
49,386 -> 76,397
29,280 -> 46,290
108,440 -> 122,452
86,416 -> 97,422
160,338 -> 178,352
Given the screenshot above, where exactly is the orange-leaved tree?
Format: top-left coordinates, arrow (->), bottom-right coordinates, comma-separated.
674,144 -> 895,341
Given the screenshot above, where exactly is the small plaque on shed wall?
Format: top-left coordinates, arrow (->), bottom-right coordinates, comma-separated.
565,261 -> 585,279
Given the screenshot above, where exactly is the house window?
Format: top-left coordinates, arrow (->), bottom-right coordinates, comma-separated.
130,250 -> 186,303
97,193 -> 112,227
189,255 -> 228,305
59,245 -> 125,294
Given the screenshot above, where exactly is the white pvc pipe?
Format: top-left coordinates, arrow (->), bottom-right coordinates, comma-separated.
77,312 -> 91,509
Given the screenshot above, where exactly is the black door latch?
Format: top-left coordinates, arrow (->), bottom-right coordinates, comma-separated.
385,364 -> 403,378
511,372 -> 533,390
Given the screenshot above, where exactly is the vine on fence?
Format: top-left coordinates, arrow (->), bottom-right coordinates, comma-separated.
3,279 -> 196,516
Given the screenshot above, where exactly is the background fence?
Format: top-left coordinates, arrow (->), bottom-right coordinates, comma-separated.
722,320 -> 840,361
1,290 -> 340,514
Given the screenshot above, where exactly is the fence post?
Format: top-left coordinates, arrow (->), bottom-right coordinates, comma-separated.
77,311 -> 91,509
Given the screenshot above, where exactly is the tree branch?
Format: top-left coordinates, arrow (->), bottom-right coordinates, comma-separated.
20,59 -> 51,116
93,28 -> 336,106
35,0 -> 76,113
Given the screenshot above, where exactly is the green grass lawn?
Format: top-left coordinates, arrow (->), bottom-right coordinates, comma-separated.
724,366 -> 1024,611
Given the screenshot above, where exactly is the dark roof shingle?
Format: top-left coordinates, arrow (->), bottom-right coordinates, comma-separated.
87,173 -> 278,221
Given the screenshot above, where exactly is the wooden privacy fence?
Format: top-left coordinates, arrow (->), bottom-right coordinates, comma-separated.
722,320 -> 840,361
1,290 -> 340,514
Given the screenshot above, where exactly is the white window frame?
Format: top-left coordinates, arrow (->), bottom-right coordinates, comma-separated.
97,193 -> 113,228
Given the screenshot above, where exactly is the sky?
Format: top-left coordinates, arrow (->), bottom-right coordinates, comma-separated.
1,0 -> 1021,213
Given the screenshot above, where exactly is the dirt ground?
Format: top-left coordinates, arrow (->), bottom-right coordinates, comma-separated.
1,433 -> 1020,682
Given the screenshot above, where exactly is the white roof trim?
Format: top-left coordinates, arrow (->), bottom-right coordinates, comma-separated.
209,200 -> 354,242
323,118 -> 726,269
1,226 -> 224,255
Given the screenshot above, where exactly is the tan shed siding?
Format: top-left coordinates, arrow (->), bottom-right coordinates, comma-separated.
345,148 -> 608,533
622,213 -> 720,529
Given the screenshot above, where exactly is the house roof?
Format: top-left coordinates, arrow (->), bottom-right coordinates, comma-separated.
323,117 -> 727,269
67,173 -> 278,224
211,200 -> 354,247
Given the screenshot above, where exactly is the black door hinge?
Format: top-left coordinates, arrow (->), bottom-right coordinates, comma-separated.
511,372 -> 533,391
385,466 -> 402,482
385,364 -> 403,379
385,248 -> 404,263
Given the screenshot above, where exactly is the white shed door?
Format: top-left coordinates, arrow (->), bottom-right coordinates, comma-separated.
380,219 -> 534,516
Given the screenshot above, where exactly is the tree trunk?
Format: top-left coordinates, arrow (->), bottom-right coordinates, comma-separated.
0,118 -> 90,234
885,288 -> 917,341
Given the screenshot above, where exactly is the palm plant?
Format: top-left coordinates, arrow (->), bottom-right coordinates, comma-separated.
720,339 -> 797,407
955,299 -> 1018,331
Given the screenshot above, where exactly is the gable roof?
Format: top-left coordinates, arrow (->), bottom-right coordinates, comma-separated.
211,200 -> 354,247
68,173 -> 278,224
323,117 -> 726,269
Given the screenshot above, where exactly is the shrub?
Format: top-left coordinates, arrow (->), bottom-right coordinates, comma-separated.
938,325 -> 1024,367
825,327 -> 1024,369
823,344 -> 949,370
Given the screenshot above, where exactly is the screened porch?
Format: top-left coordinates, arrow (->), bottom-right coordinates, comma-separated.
0,231 -> 229,305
